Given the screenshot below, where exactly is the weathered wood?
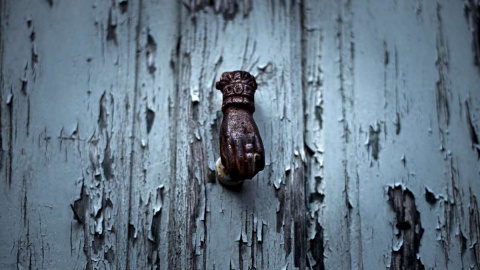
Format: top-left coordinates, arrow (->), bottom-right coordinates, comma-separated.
171,1 -> 306,269
125,0 -> 178,268
1,0 -> 480,269
314,0 -> 480,269
0,1 -> 137,269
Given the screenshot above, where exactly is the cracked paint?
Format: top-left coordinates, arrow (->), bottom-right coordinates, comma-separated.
1,1 -> 480,270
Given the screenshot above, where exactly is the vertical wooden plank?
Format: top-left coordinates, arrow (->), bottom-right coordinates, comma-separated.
125,0 -> 179,269
304,0 -> 358,269
172,1 -> 306,269
350,0 -> 480,269
303,1 -> 326,269
304,0 -> 480,269
348,2 -> 432,268
0,0 -> 138,269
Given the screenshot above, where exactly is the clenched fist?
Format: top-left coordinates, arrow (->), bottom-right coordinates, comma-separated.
216,71 -> 265,184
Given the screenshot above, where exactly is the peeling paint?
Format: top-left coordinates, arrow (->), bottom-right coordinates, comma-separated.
146,32 -> 157,75
98,91 -> 107,131
388,186 -> 425,270
469,190 -> 480,266
119,0 -> 128,13
101,135 -> 113,181
394,112 -> 401,135
183,0 -> 252,20
107,8 -> 118,44
424,187 -> 439,205
70,183 -> 88,224
146,107 -> 155,134
1,1 -> 480,270
465,99 -> 480,157
435,4 -> 451,128
365,123 -> 381,160
465,0 -> 480,67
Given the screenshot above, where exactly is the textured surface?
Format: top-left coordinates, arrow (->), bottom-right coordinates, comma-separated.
1,0 -> 480,269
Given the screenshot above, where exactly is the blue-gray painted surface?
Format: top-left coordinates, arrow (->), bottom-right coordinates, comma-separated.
1,0 -> 480,269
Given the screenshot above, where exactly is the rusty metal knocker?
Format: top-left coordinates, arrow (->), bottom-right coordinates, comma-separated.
215,71 -> 265,185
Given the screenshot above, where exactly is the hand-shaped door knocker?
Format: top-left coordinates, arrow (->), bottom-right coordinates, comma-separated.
215,71 -> 265,185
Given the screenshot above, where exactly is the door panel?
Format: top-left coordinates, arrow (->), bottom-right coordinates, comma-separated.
1,1 -> 480,269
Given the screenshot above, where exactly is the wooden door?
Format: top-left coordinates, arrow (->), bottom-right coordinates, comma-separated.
1,0 -> 480,269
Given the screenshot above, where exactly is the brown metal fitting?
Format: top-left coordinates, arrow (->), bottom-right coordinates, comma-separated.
215,71 -> 265,185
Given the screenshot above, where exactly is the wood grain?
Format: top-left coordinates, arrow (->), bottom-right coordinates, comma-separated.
1,0 -> 480,269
